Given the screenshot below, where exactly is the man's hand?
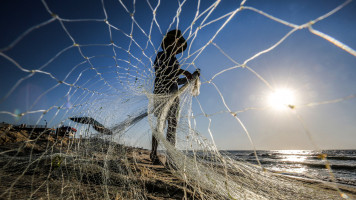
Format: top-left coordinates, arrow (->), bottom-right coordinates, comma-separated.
192,69 -> 200,77
183,71 -> 193,80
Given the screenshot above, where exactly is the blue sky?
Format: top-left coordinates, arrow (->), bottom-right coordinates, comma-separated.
1,0 -> 355,150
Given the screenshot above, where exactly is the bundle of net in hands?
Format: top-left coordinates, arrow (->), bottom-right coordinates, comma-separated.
1,0 -> 356,199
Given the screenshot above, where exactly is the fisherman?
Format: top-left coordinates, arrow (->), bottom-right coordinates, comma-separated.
150,29 -> 200,164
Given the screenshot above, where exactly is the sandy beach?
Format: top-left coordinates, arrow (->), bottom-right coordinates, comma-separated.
1,127 -> 355,199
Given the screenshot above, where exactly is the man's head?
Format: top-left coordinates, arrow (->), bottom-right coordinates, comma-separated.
161,29 -> 187,55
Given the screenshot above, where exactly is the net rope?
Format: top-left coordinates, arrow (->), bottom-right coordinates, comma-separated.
0,0 -> 355,199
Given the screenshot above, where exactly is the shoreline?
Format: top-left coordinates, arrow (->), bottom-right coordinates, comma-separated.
275,172 -> 356,198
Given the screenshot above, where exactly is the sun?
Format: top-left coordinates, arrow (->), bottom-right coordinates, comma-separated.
268,88 -> 296,110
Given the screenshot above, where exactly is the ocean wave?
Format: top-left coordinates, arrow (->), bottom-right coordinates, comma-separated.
299,162 -> 356,171
241,152 -> 356,162
245,159 -> 356,171
321,156 -> 356,161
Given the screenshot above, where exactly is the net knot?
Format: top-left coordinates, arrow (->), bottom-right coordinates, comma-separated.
51,13 -> 58,18
317,153 -> 327,159
73,43 -> 79,47
308,20 -> 315,26
288,104 -> 295,109
341,193 -> 350,199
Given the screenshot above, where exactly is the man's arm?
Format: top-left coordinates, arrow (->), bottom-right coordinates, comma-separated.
176,69 -> 191,85
177,69 -> 200,85
178,69 -> 192,80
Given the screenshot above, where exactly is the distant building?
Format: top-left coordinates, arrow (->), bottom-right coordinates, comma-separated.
0,122 -> 12,129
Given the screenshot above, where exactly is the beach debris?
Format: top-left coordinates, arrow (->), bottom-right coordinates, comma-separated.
70,117 -> 113,135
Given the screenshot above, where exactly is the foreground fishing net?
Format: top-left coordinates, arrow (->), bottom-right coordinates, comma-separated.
1,0 -> 355,199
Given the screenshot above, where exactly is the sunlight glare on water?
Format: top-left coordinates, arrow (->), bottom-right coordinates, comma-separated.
269,150 -> 313,174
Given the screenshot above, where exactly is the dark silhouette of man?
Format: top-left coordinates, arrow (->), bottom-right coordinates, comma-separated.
150,29 -> 199,164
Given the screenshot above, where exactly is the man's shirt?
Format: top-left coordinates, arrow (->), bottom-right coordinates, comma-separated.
154,51 -> 185,94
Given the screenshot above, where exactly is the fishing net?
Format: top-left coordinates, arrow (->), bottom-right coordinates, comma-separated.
1,0 -> 355,199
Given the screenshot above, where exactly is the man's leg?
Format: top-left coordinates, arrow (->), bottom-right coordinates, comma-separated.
165,98 -> 179,169
166,98 -> 179,146
166,117 -> 177,146
151,94 -> 162,164
150,135 -> 159,163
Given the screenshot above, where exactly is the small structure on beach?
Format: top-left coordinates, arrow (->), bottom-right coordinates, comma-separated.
56,126 -> 77,137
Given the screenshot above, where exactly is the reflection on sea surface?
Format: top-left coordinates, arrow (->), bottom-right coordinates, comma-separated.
270,150 -> 311,174
274,150 -> 313,155
276,150 -> 310,163
269,164 -> 307,174
226,149 -> 356,186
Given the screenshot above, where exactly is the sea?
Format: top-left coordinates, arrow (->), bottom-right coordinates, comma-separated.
224,150 -> 356,187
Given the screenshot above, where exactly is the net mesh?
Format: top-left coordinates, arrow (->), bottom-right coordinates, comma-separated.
1,0 -> 355,199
